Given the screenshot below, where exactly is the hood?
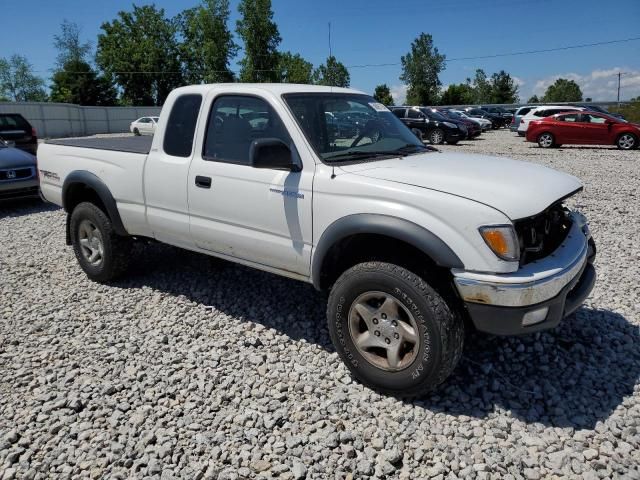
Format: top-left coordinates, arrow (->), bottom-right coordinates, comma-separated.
338,152 -> 582,220
0,146 -> 36,168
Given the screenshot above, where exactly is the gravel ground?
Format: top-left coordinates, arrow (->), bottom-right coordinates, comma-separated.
2,130 -> 640,479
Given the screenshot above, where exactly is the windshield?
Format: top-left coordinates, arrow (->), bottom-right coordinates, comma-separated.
283,93 -> 428,162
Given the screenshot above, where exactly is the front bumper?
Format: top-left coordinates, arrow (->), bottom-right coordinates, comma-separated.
0,178 -> 40,201
453,213 -> 596,335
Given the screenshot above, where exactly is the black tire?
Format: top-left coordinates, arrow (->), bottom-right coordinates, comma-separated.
327,261 -> 464,397
411,128 -> 423,141
133,128 -> 140,136
70,202 -> 131,282
616,132 -> 638,150
537,132 -> 555,148
429,128 -> 445,145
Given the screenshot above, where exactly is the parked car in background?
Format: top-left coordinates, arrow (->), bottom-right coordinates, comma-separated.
0,113 -> 38,155
0,139 -> 39,201
510,106 -> 536,133
518,106 -> 585,135
527,111 -> 640,150
390,106 -> 465,144
130,117 -> 159,136
435,108 -> 481,138
461,107 -> 503,129
480,106 -> 513,125
450,109 -> 492,131
575,104 -> 625,121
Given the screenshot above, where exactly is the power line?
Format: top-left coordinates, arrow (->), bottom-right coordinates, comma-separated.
32,35 -> 640,75
347,35 -> 640,68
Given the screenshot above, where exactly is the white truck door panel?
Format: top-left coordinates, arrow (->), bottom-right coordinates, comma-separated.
188,92 -> 313,276
144,94 -> 203,248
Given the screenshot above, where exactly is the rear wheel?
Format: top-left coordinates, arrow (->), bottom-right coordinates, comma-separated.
70,202 -> 131,282
327,262 -> 464,397
617,133 -> 638,150
537,132 -> 555,148
429,128 -> 445,145
411,128 -> 423,142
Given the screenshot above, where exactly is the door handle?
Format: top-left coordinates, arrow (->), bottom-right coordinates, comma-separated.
195,175 -> 212,189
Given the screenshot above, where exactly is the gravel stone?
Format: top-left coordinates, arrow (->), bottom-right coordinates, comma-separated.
1,130 -> 639,478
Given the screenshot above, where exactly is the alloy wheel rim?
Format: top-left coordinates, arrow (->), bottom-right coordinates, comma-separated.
78,220 -> 104,266
348,291 -> 420,372
432,131 -> 443,144
540,134 -> 553,147
619,134 -> 634,149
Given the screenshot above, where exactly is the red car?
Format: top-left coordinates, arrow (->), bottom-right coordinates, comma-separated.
526,111 -> 640,150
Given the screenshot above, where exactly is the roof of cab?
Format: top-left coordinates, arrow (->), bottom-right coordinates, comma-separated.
169,83 -> 366,96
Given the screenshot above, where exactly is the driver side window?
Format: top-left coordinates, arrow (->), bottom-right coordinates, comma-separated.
203,95 -> 290,165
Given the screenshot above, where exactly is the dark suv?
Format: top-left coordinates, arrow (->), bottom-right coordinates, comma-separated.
390,106 -> 465,144
461,108 -> 503,129
0,114 -> 38,155
480,106 -> 513,126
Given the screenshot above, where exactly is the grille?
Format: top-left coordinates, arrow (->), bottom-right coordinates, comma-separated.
0,167 -> 34,181
515,203 -> 572,265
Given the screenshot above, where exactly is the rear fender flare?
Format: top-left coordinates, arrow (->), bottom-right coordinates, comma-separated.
62,170 -> 128,238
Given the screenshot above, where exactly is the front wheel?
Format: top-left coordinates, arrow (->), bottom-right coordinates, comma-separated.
429,128 -> 445,145
327,262 -> 464,397
537,132 -> 555,148
617,133 -> 638,150
70,202 -> 131,282
133,128 -> 140,136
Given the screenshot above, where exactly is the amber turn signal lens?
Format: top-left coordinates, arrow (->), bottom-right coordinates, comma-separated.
479,226 -> 519,261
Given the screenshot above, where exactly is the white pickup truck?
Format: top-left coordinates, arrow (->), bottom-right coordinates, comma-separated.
38,84 -> 596,396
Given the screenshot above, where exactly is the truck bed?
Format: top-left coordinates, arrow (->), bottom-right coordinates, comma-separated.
46,136 -> 153,154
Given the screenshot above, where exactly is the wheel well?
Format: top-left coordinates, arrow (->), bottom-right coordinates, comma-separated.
318,233 -> 457,296
64,183 -> 108,217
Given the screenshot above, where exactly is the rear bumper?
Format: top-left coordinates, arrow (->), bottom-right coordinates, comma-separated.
453,213 -> 597,335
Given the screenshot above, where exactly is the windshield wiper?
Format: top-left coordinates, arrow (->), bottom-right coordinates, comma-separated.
324,150 -> 401,162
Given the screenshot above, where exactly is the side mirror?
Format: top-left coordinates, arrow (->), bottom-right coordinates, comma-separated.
249,138 -> 300,172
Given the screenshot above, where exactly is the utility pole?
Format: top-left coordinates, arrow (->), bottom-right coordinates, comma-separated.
617,72 -> 621,106
328,22 -> 332,58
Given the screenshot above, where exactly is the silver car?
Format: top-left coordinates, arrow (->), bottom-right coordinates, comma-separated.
0,139 -> 39,201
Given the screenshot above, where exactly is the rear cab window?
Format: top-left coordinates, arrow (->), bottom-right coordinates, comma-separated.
163,94 -> 203,157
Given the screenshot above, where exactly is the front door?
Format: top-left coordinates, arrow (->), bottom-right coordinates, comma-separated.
578,113 -> 611,144
188,93 -> 314,276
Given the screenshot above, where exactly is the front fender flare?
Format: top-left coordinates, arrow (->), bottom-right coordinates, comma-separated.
311,214 -> 464,290
62,170 -> 128,237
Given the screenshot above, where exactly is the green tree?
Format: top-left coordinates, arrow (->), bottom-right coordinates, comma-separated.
542,78 -> 583,103
96,5 -> 183,106
490,70 -> 519,103
440,83 -> 475,105
373,84 -> 394,105
400,33 -> 446,105
236,0 -> 281,82
527,94 -> 540,103
313,56 -> 350,87
53,20 -> 93,67
277,52 -> 313,83
177,0 -> 237,84
471,69 -> 492,103
50,59 -> 117,105
0,55 -> 47,102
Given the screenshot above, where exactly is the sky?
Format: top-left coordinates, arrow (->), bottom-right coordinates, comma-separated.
2,0 -> 640,103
